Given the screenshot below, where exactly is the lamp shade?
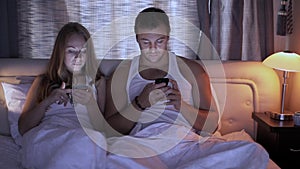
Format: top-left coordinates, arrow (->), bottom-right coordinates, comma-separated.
263,51 -> 300,72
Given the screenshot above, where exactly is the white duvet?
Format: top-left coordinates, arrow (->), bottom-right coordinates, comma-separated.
19,103 -> 107,169
1,124 -> 277,169
11,103 -> 271,169
106,123 -> 270,169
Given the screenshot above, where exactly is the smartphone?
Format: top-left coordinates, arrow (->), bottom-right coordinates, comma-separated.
155,78 -> 169,87
73,84 -> 89,90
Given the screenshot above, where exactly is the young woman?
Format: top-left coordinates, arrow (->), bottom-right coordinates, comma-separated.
18,22 -> 106,169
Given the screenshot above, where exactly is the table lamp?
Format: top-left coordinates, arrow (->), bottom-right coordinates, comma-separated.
263,51 -> 300,121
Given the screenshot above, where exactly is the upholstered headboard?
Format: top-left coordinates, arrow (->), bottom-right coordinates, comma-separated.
0,58 -> 282,139
204,61 -> 281,138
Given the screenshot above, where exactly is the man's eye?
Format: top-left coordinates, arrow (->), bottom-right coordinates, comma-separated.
142,41 -> 150,45
157,39 -> 164,44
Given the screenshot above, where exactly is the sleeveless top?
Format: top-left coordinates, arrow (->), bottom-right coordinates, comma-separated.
127,52 -> 194,134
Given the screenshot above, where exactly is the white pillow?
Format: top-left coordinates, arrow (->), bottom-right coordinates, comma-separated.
2,82 -> 32,146
221,129 -> 254,142
213,130 -> 254,143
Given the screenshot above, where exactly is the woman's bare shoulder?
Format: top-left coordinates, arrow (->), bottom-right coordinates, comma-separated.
22,74 -> 46,112
34,74 -> 45,81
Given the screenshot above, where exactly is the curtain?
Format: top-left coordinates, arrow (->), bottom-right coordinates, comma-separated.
197,0 -> 274,61
17,0 -> 200,59
0,0 -> 19,58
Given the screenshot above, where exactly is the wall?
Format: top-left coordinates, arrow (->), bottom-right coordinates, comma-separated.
287,0 -> 300,112
272,0 -> 300,113
288,0 -> 300,54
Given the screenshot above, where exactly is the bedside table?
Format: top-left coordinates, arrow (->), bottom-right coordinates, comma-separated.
252,112 -> 300,169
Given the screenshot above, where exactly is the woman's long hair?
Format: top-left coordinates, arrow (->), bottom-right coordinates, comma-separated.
38,22 -> 99,102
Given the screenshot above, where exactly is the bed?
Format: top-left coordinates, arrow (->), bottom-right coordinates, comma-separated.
0,58 -> 281,168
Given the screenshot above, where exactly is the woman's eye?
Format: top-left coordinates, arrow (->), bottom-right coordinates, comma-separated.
80,48 -> 87,54
66,49 -> 77,54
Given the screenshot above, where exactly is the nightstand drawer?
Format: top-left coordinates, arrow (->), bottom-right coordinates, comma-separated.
277,132 -> 300,155
252,112 -> 300,169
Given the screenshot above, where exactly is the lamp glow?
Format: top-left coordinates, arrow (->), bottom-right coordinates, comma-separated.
263,51 -> 300,121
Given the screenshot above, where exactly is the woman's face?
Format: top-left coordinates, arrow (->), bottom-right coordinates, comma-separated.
64,33 -> 87,73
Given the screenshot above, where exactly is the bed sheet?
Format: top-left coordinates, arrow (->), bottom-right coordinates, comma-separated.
0,135 -> 22,169
215,130 -> 280,169
0,130 -> 280,169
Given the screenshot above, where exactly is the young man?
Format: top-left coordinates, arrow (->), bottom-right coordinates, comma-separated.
106,7 -> 218,138
105,7 -> 269,169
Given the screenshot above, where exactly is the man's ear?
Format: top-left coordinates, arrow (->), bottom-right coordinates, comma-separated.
135,34 -> 139,42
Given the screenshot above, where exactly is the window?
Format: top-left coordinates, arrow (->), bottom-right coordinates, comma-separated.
17,0 -> 200,59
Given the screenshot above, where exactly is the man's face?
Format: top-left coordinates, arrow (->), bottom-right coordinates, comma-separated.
136,24 -> 169,63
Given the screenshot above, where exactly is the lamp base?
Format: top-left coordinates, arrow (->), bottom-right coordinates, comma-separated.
270,112 -> 293,121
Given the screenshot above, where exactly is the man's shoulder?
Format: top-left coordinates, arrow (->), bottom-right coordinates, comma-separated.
112,59 -> 131,71
175,55 -> 205,73
109,59 -> 131,81
118,59 -> 132,66
176,55 -> 195,63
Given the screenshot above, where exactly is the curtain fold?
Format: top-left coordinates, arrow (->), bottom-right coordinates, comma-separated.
197,0 -> 274,61
17,0 -> 274,60
16,0 -> 200,59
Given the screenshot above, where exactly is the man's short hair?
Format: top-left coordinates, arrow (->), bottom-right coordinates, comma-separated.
134,7 -> 170,35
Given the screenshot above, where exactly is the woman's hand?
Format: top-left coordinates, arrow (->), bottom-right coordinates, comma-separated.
46,82 -> 72,106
